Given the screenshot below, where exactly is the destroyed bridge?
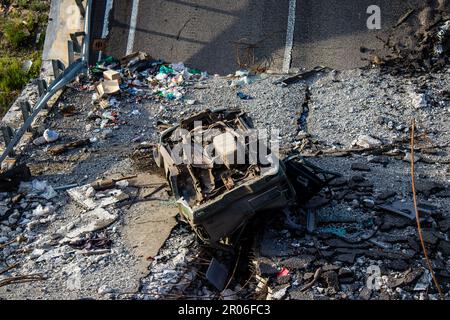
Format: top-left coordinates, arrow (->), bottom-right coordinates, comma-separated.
0,0 -> 449,301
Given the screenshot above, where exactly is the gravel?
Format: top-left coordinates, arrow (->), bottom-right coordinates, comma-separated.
0,60 -> 449,300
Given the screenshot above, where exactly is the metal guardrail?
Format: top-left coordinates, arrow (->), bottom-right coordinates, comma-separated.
0,0 -> 93,165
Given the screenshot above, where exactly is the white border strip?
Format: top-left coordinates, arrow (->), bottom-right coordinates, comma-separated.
98,0 -> 114,61
282,0 -> 296,73
126,0 -> 140,55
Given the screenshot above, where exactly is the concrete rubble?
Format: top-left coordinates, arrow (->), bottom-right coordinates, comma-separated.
0,9 -> 450,300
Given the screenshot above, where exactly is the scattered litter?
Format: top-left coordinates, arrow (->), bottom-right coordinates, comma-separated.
64,207 -> 118,239
96,80 -> 120,98
32,204 -> 55,217
103,69 -> 121,81
236,92 -> 252,100
271,285 -> 289,300
68,232 -> 111,251
90,175 -> 136,191
414,270 -> 432,291
352,135 -> 382,149
230,70 -> 253,87
67,184 -> 128,210
145,61 -> 207,101
21,60 -> 33,73
43,129 -> 59,143
410,92 -> 428,109
19,180 -> 58,200
378,200 -> 438,220
3,14 -> 450,301
48,139 -> 90,155
277,267 -> 289,278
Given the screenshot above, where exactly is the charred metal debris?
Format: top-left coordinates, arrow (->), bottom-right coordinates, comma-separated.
154,109 -> 338,250
153,109 -> 339,290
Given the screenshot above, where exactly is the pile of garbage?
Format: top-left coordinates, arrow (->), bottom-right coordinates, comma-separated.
91,52 -> 208,103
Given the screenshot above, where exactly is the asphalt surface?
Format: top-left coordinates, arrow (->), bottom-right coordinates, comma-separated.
96,0 -> 423,74
292,0 -> 423,70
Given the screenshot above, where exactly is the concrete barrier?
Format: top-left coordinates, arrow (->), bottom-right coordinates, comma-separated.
42,0 -> 86,76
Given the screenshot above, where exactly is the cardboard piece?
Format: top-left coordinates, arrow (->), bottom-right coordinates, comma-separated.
96,79 -> 120,97
103,69 -> 121,81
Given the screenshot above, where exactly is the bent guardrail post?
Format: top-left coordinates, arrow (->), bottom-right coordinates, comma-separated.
0,0 -> 92,165
20,101 -> 32,132
75,0 -> 86,18
1,127 -> 15,157
37,79 -> 48,109
37,79 -> 48,97
69,32 -> 84,53
52,59 -> 66,78
68,40 -> 75,65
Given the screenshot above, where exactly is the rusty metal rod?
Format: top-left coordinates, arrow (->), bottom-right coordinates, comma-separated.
410,119 -> 444,299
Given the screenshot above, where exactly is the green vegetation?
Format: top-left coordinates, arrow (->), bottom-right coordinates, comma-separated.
3,17 -> 32,48
0,55 -> 42,115
0,58 -> 28,91
0,0 -> 50,115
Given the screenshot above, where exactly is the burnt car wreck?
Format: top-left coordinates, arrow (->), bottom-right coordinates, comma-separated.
154,109 -> 338,250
